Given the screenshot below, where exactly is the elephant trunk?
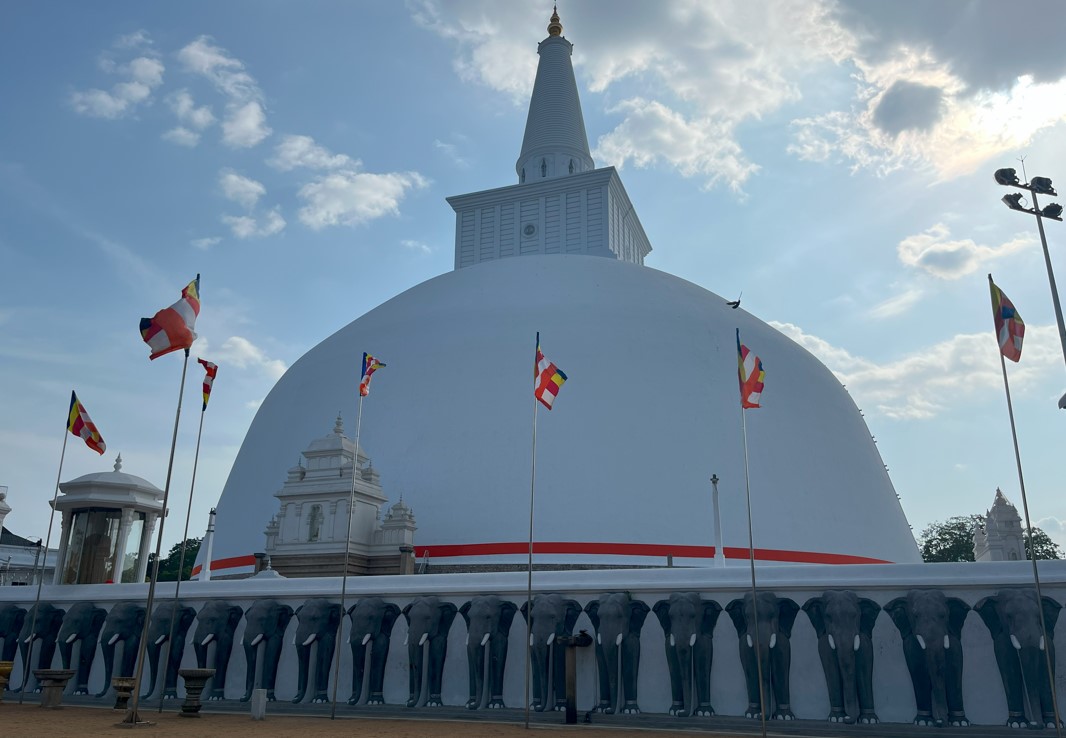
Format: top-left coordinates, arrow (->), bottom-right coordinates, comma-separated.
407,642 -> 424,706
831,633 -> 860,723
923,639 -> 949,726
601,641 -> 620,713
292,643 -> 310,703
143,641 -> 161,697
675,641 -> 694,717
467,643 -> 486,708
1018,645 -> 1047,725
754,623 -> 774,714
530,641 -> 551,711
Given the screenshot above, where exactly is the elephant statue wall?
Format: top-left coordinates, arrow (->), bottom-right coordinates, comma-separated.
193,600 -> 243,700
653,592 -> 721,717
460,595 -> 517,709
726,592 -> 799,720
885,589 -> 970,727
241,599 -> 293,702
17,602 -> 66,690
95,601 -> 144,697
143,601 -> 196,699
0,603 -> 27,663
57,602 -> 106,695
584,592 -> 650,714
292,598 -> 341,704
402,596 -> 457,707
975,589 -> 1062,729
520,593 -> 581,712
802,590 -> 880,724
347,598 -> 400,705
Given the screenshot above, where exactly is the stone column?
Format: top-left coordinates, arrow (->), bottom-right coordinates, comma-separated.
135,512 -> 158,582
111,509 -> 134,583
52,510 -> 72,585
328,501 -> 338,541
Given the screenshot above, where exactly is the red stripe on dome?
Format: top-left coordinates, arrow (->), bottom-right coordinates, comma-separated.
191,554 -> 257,577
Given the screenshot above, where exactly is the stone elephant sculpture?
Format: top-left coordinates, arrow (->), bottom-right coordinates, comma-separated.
584,592 -> 650,714
95,602 -> 144,697
0,603 -> 27,663
975,589 -> 1062,729
653,592 -> 721,717
885,590 -> 970,727
402,596 -> 457,707
57,602 -> 106,695
292,598 -> 342,704
193,600 -> 243,700
460,595 -> 517,710
143,600 -> 196,699
802,590 -> 881,724
18,602 -> 66,691
347,598 -> 400,705
520,593 -> 581,712
726,592 -> 799,720
241,599 -> 293,702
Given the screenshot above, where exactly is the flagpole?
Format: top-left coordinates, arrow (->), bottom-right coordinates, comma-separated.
124,348 -> 190,726
158,404 -> 206,712
996,344 -> 1063,736
740,407 -> 768,738
18,417 -> 70,703
524,391 -> 539,730
331,396 -> 364,719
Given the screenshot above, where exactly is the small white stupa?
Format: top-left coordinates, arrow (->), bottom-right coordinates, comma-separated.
973,488 -> 1026,562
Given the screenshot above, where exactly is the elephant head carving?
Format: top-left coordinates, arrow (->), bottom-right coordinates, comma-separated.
95,602 -> 144,697
975,589 -> 1062,729
584,592 -> 650,715
653,592 -> 721,717
57,602 -> 106,695
460,595 -> 517,710
885,590 -> 970,727
16,603 -> 66,691
726,592 -> 799,721
143,601 -> 196,699
292,598 -> 342,704
241,599 -> 294,702
193,600 -> 243,700
402,596 -> 457,707
0,603 -> 27,663
802,590 -> 880,724
520,593 -> 581,712
347,598 -> 400,705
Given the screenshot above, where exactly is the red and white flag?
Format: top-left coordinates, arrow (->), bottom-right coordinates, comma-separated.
139,275 -> 200,360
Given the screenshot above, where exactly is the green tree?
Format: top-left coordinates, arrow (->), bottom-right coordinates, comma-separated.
146,538 -> 202,582
918,515 -> 1062,562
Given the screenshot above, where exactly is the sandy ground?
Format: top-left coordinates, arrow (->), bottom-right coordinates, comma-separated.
0,703 -> 757,738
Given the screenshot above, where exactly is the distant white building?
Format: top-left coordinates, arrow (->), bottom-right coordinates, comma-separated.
973,488 -> 1026,562
0,486 -> 57,586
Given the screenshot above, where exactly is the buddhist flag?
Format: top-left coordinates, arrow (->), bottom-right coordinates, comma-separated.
198,358 -> 218,411
140,275 -> 201,360
989,275 -> 1025,362
737,329 -> 765,409
534,332 -> 567,410
68,391 -> 106,455
360,353 -> 385,396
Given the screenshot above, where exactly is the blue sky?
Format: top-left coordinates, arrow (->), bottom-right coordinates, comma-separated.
3,0 -> 1066,554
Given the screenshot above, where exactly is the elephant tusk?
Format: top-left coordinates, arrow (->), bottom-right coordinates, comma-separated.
689,634 -> 697,647
915,635 -> 926,650
827,634 -> 836,651
1010,634 -> 1022,650
528,633 -> 534,647
943,635 -> 950,650
362,633 -> 371,646
1040,636 -> 1046,651
547,633 -> 554,646
249,633 -> 263,647
669,634 -> 675,647
615,633 -> 623,646
419,633 -> 428,647
596,633 -> 601,645
481,633 -> 491,647
403,634 -> 409,646
302,634 -> 317,647
66,633 -> 79,644
155,635 -> 167,645
854,635 -> 860,652
24,635 -> 34,643
109,633 -> 120,646
746,634 -> 753,648
201,633 -> 215,646
769,633 -> 776,649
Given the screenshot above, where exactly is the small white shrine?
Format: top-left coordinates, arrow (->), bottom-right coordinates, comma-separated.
263,416 -> 416,577
973,488 -> 1026,562
52,454 -> 163,584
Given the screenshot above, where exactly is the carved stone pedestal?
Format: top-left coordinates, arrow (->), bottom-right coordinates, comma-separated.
111,677 -> 136,710
178,668 -> 215,717
0,660 -> 13,701
33,669 -> 75,709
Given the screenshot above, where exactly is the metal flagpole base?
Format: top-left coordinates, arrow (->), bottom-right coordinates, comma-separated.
116,709 -> 156,728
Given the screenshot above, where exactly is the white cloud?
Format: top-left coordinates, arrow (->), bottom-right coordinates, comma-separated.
433,139 -> 470,168
297,171 -> 428,229
222,207 -> 285,239
868,287 -> 923,319
162,127 -> 200,146
771,320 -> 1062,419
219,169 -> 266,209
222,100 -> 271,148
70,51 -> 164,119
166,89 -> 215,130
269,135 -> 353,171
212,336 -> 287,380
190,236 -> 221,250
1037,516 -> 1066,550
401,239 -> 433,254
897,223 -> 1034,279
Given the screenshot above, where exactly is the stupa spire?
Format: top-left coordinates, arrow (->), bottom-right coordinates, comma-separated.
515,5 -> 594,182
